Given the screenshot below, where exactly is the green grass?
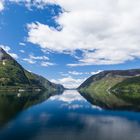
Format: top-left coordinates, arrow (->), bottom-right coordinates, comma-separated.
0,60 -> 63,92
0,60 -> 29,86
79,75 -> 140,110
0,48 -> 64,94
111,76 -> 140,105
79,77 -> 130,108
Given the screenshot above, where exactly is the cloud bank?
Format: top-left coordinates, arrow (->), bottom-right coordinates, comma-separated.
51,76 -> 86,89
26,0 -> 140,66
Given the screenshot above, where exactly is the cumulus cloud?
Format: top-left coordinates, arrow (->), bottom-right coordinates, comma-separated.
51,76 -> 86,88
26,0 -> 140,66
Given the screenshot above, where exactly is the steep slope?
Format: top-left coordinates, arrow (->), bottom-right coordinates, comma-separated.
79,69 -> 140,110
0,47 -> 64,92
24,70 -> 64,92
111,76 -> 140,105
0,48 -> 30,87
79,69 -> 140,89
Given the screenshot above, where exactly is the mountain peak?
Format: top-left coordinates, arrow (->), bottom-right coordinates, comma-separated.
0,47 -> 4,60
0,47 -> 64,92
0,47 -> 12,61
0,47 -> 6,53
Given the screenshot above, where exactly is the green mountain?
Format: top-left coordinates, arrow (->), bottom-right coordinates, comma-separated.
0,47 -> 64,92
78,69 -> 140,111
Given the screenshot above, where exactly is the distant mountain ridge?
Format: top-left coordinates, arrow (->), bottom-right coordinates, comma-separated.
79,69 -> 140,89
79,69 -> 140,111
0,47 -> 64,92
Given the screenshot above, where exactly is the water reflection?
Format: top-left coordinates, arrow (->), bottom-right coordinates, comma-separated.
50,90 -> 85,103
49,90 -> 102,111
0,90 -> 61,127
0,90 -> 140,140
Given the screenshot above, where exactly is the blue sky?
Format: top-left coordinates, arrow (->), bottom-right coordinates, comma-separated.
0,0 -> 140,88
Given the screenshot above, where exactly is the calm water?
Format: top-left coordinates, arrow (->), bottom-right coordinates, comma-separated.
0,90 -> 140,140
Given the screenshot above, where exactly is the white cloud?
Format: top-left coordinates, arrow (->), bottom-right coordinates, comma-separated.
29,54 -> 49,60
8,0 -> 56,9
1,0 -> 57,12
61,70 -> 102,76
59,72 -> 69,77
41,61 -> 55,67
10,53 -> 19,59
23,54 -> 49,63
0,45 -> 19,59
68,71 -> 83,75
20,50 -> 25,53
90,70 -> 103,75
0,45 -> 10,52
23,54 -> 54,66
0,0 -> 4,11
23,58 -> 36,64
50,90 -> 86,103
51,76 -> 86,88
19,42 -> 26,46
27,0 -> 140,66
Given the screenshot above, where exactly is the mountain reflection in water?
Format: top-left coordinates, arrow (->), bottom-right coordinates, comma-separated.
0,90 -> 140,140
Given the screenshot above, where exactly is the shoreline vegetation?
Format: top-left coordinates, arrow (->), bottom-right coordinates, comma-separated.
0,86 -> 42,92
